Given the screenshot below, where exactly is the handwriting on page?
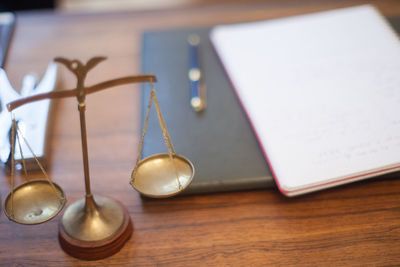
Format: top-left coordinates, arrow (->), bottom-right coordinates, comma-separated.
260,58 -> 400,186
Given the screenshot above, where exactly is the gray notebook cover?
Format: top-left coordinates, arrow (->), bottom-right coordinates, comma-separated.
141,28 -> 273,194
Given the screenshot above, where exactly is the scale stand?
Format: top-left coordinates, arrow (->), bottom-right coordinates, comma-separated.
5,56 -> 193,260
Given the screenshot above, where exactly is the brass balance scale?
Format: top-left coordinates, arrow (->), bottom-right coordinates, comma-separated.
3,57 -> 194,260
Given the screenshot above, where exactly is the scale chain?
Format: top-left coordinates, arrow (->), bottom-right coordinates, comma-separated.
131,84 -> 154,181
150,86 -> 182,189
15,122 -> 29,182
10,116 -> 16,218
14,119 -> 65,201
151,87 -> 176,155
131,84 -> 182,189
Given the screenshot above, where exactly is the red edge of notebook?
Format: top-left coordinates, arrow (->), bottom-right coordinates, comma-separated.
209,31 -> 400,197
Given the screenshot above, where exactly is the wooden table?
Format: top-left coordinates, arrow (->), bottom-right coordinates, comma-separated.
1,0 -> 400,266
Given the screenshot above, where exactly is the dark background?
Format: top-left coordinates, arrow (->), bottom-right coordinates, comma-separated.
0,0 -> 54,11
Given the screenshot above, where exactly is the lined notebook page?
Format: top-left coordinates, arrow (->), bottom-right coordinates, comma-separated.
210,5 -> 400,195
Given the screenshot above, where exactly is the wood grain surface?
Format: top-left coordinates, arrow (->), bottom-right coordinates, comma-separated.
0,0 -> 400,266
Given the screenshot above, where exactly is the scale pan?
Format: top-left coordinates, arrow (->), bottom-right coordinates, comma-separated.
132,153 -> 194,198
4,180 -> 66,225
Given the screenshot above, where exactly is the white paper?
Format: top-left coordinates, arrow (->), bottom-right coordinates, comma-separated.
210,5 -> 400,195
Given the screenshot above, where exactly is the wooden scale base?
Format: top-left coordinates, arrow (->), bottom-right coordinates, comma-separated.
58,197 -> 133,261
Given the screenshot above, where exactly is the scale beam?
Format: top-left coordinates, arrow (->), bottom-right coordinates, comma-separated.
7,74 -> 157,111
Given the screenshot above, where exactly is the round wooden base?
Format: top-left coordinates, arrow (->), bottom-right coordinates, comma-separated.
58,203 -> 133,261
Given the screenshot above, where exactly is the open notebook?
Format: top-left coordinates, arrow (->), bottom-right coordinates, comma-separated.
210,5 -> 400,196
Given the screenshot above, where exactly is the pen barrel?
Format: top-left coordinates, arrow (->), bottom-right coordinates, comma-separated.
189,41 -> 199,70
188,34 -> 204,111
190,79 -> 200,98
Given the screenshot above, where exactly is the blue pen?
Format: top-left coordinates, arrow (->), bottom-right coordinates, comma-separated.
188,34 -> 206,112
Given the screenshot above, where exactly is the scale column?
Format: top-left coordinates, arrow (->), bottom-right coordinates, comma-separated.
58,59 -> 132,260
77,101 -> 97,212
